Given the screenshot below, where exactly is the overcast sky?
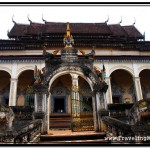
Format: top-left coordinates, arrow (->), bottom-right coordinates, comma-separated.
0,5 -> 150,40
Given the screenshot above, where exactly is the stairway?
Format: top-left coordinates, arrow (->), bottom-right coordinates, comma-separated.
50,114 -> 71,129
38,131 -> 110,145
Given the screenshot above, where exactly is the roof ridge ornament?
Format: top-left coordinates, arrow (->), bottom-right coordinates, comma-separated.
105,15 -> 109,23
63,22 -> 74,48
27,14 -> 32,24
118,16 -> 122,24
42,14 -> 47,24
12,15 -> 16,24
143,32 -> 145,41
133,17 -> 136,25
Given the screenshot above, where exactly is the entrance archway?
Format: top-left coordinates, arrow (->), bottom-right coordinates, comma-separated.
49,74 -> 71,129
0,70 -> 10,105
49,73 -> 94,131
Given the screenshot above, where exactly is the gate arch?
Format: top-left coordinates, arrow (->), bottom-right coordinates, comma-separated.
47,66 -> 101,130
47,65 -> 101,93
49,71 -> 93,92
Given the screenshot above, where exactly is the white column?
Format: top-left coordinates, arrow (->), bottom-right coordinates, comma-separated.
42,93 -> 47,112
70,74 -> 79,117
103,93 -> 108,110
92,95 -> 99,132
134,77 -> 143,101
96,93 -> 101,131
9,78 -> 18,106
47,93 -> 51,134
105,77 -> 113,104
34,93 -> 38,112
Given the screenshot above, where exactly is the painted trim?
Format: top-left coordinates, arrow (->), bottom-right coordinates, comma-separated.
109,65 -> 134,77
138,66 -> 150,76
0,67 -> 11,76
17,66 -> 34,78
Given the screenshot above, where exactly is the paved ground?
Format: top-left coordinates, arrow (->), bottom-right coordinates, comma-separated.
47,129 -> 104,136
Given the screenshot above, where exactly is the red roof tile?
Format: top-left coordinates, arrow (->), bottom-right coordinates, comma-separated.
8,22 -> 144,40
122,25 -> 143,39
8,23 -> 29,37
108,24 -> 128,37
27,23 -> 43,35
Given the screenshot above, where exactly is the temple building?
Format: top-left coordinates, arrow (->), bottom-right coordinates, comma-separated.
0,19 -> 150,134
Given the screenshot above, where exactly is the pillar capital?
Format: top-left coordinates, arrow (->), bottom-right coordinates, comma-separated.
70,73 -> 79,87
70,73 -> 79,79
105,77 -> 111,82
105,76 -> 111,79
10,78 -> 18,82
133,77 -> 141,80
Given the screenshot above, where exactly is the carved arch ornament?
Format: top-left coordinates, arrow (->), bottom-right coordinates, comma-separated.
47,65 -> 101,93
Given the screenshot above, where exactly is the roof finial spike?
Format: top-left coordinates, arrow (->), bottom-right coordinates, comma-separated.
105,15 -> 109,23
12,15 -> 16,24
118,16 -> 122,24
143,31 -> 145,41
27,14 -> 32,23
66,22 -> 70,37
133,17 -> 136,25
42,14 -> 46,24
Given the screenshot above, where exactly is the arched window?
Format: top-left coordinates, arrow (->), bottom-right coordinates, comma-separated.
139,69 -> 150,99
17,70 -> 34,106
0,70 -> 10,105
110,69 -> 135,104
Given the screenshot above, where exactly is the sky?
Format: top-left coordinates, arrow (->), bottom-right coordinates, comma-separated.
0,5 -> 150,40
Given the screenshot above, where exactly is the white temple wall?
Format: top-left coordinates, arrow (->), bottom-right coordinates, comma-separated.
0,55 -> 150,106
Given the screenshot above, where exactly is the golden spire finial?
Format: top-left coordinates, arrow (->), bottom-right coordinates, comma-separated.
63,22 -> 74,48
66,22 -> 70,37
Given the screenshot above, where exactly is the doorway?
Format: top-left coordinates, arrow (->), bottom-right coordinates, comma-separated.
53,97 -> 66,113
112,96 -> 121,104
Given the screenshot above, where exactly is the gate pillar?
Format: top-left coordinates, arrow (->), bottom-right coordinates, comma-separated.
33,85 -> 49,134
92,93 -> 99,132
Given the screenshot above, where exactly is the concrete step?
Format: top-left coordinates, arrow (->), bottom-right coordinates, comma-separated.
38,139 -> 110,145
38,131 -> 110,145
50,116 -> 71,129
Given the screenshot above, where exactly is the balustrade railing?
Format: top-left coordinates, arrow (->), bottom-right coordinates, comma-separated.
102,116 -> 134,137
0,119 -> 42,144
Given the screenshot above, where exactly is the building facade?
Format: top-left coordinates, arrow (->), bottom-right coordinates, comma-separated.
0,20 -> 150,132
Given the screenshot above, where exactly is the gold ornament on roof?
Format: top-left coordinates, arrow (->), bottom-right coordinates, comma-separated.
63,22 -> 74,48
66,22 -> 70,37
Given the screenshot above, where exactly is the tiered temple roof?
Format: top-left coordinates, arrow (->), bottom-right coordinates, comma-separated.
0,21 -> 150,51
7,22 -> 143,39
